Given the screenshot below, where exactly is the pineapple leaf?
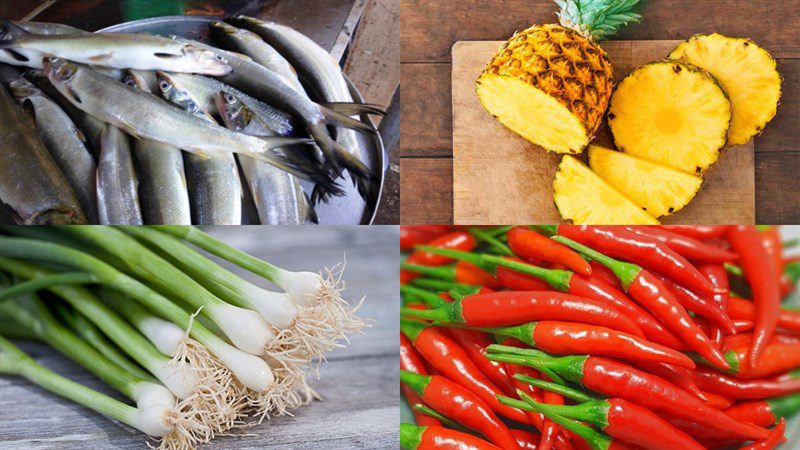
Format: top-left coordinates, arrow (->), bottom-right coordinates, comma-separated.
554,0 -> 643,41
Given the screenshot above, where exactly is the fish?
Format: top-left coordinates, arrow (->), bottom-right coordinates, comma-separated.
9,77 -> 98,223
221,17 -> 382,203
96,124 -> 143,225
123,71 -> 191,225
24,70 -> 106,158
181,27 -> 376,175
217,91 -> 317,225
156,71 -> 293,136
42,57 -> 314,176
0,19 -> 232,75
0,21 -> 85,68
155,71 -> 242,225
0,80 -> 86,224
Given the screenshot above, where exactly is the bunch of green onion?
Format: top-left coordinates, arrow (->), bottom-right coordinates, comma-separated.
0,226 -> 366,449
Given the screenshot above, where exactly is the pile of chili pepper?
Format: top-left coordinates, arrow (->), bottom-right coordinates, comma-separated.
400,225 -> 800,450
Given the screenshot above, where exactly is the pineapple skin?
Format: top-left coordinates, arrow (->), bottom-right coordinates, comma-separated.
480,23 -> 614,147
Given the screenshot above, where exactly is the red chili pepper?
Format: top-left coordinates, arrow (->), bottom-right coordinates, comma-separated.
402,290 -> 642,337
400,320 -> 530,424
508,226 -> 592,276
761,226 -> 785,276
495,353 -> 772,440
661,225 -> 731,240
690,366 -> 800,399
401,231 -> 477,284
588,260 -> 622,290
497,265 -> 555,291
401,334 -> 441,427
399,372 -> 520,449
700,391 -> 734,410
740,418 -> 786,450
512,429 -> 543,450
445,328 -> 516,396
633,360 -> 708,401
656,274 -> 737,334
725,393 -> 800,427
485,320 -> 695,367
401,226 -> 453,251
723,333 -> 800,351
555,236 -> 731,369
627,226 -> 738,263
728,297 -> 800,332
726,342 -> 800,379
400,423 -> 502,450
550,225 -> 720,295
477,286 -> 494,294
728,226 -> 782,368
699,264 -> 730,348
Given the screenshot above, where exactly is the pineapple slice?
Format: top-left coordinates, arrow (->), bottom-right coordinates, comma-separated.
477,24 -> 613,154
588,145 -> 703,217
553,155 -> 659,225
608,61 -> 731,174
669,34 -> 781,147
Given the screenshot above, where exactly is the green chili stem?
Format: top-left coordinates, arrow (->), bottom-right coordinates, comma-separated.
402,263 -> 457,280
467,228 -> 513,256
412,404 -> 463,430
413,246 -> 494,272
479,254 -> 572,292
411,278 -> 481,295
484,352 -> 564,384
400,370 -> 431,397
401,284 -> 446,308
512,374 -> 598,402
551,236 -> 639,290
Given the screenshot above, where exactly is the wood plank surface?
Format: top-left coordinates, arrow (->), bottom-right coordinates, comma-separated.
0,226 -> 400,449
400,0 -> 800,224
400,158 -> 452,224
452,40 -> 754,224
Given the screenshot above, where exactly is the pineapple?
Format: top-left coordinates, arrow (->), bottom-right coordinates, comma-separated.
588,145 -> 703,217
668,34 -> 782,147
608,61 -> 731,174
553,155 -> 659,224
476,1 -> 642,154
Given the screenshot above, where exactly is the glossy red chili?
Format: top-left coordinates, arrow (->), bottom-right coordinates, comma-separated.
401,333 -> 441,427
401,226 -> 453,251
403,290 -> 642,336
553,225 -> 719,295
398,373 -> 519,449
401,231 -> 477,284
627,226 -> 738,263
726,342 -> 800,379
512,429 -> 543,450
400,423 -> 501,450
400,320 -> 530,424
633,360 -> 708,401
588,260 -> 622,290
496,265 -> 553,291
728,226 -> 782,368
690,366 -> 800,399
699,264 -> 730,347
739,418 -> 786,450
508,226 -> 592,276
728,297 -> 800,332
724,393 -> 800,427
661,225 -> 731,240
656,274 -> 736,334
490,320 -> 695,368
445,328 -> 516,396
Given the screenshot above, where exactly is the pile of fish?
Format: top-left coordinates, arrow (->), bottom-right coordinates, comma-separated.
0,17 -> 383,225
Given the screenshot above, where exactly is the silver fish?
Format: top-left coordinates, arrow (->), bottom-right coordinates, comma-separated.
10,77 -> 98,223
0,19 -> 232,75
123,72 -> 191,225
97,124 -> 142,225
0,81 -> 86,224
156,71 -> 242,225
0,21 -> 85,68
43,57 -> 312,171
217,91 -> 316,225
223,17 -> 381,202
156,71 -> 293,135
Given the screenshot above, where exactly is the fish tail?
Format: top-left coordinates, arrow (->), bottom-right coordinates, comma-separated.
320,105 -> 378,134
308,122 -> 344,175
321,102 -> 386,117
259,135 -> 315,150
303,192 -> 319,224
0,20 -> 28,48
332,142 -> 378,203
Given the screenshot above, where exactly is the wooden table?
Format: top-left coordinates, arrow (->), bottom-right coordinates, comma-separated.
0,0 -> 400,224
400,0 -> 800,224
0,226 -> 400,449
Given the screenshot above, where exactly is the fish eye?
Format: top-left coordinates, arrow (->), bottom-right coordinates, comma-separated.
225,94 -> 235,103
124,78 -> 135,86
159,81 -> 170,91
214,54 -> 225,62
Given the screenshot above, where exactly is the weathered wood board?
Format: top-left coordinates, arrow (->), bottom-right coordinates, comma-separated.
452,40 -> 755,224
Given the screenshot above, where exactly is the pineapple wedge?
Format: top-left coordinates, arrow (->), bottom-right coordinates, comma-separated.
608,61 -> 731,174
669,34 -> 781,147
553,155 -> 659,225
589,145 -> 703,218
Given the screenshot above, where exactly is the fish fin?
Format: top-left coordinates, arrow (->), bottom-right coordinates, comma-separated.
320,105 -> 378,134
304,193 -> 319,224
332,141 -> 378,203
2,48 -> 29,62
306,122 -> 345,175
0,20 -> 28,48
87,52 -> 114,62
321,102 -> 386,117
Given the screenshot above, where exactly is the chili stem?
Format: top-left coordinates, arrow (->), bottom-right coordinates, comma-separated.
467,228 -> 513,256
512,374 -> 598,402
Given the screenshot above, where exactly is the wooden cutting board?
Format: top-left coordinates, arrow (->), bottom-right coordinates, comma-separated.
452,40 -> 755,224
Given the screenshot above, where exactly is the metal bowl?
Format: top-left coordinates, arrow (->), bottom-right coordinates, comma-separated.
99,15 -> 385,225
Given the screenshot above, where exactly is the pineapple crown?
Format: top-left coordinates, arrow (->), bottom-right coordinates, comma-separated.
554,0 -> 642,41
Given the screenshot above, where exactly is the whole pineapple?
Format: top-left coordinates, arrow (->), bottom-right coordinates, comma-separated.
476,0 -> 641,154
